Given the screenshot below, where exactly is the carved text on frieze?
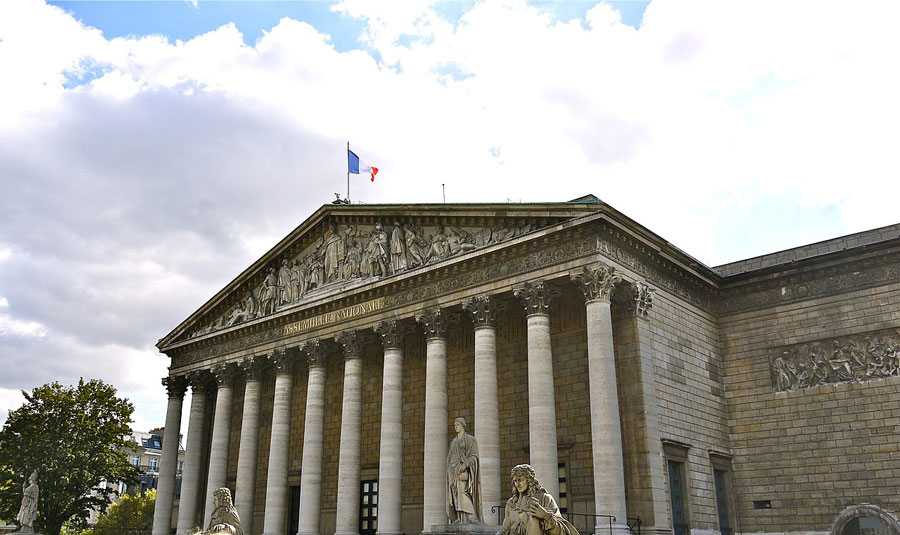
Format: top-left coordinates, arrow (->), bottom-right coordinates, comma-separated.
283,297 -> 385,335
772,328 -> 900,392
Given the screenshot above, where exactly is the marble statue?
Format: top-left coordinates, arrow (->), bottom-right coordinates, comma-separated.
277,259 -> 293,304
405,223 -> 428,268
427,224 -> 449,262
257,267 -> 278,315
498,464 -> 577,535
323,221 -> 345,282
206,487 -> 243,535
15,470 -> 39,534
343,227 -> 362,279
447,417 -> 482,524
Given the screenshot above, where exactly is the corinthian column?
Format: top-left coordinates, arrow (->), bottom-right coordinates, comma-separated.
513,280 -> 560,500
297,340 -> 329,535
571,264 -> 628,535
416,307 -> 456,531
462,294 -> 501,523
152,375 -> 187,535
335,330 -> 365,535
204,363 -> 237,521
374,320 -> 407,535
263,348 -> 297,535
235,356 -> 265,535
177,372 -> 210,535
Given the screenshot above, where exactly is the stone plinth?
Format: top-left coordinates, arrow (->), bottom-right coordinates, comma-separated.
427,522 -> 497,535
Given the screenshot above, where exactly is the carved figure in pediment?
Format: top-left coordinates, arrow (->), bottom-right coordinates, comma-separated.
324,221 -> 345,283
277,259 -> 292,304
365,222 -> 390,277
427,224 -> 449,262
829,340 -> 854,380
305,255 -> 323,291
405,223 -> 428,268
390,221 -> 408,273
448,226 -> 477,255
343,227 -> 362,279
258,267 -> 279,315
290,259 -> 305,302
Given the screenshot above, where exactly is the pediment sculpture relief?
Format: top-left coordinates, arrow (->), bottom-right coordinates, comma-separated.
187,220 -> 537,338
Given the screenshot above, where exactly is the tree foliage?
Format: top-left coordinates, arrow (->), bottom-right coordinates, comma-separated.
0,379 -> 140,535
84,489 -> 155,535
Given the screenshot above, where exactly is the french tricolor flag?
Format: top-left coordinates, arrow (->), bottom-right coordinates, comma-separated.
348,149 -> 379,182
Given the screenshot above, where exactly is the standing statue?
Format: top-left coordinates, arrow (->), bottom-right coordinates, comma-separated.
405,223 -> 428,268
323,221 -> 345,282
257,267 -> 278,315
390,221 -> 408,273
365,222 -> 390,277
498,464 -> 577,535
206,487 -> 243,535
290,259 -> 305,302
343,227 -> 362,279
277,259 -> 293,304
446,417 -> 482,523
15,470 -> 39,534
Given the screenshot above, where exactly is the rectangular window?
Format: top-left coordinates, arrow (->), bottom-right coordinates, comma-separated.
557,463 -> 568,514
713,469 -> 732,535
131,455 -> 140,467
667,460 -> 688,535
359,480 -> 378,535
149,458 -> 159,471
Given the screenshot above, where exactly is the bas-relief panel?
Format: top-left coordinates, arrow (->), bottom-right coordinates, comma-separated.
186,220 -> 537,339
771,328 -> 900,392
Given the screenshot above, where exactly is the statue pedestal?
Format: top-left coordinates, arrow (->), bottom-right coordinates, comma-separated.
428,522 -> 497,535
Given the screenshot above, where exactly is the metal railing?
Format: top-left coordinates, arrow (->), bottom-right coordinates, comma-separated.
490,505 -> 642,535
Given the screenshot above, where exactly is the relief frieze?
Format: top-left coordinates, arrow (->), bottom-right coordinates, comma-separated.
183,220 -> 539,340
772,328 -> 900,392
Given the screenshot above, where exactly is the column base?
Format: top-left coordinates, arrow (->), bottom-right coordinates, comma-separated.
376,531 -> 405,535
593,522 -> 632,535
335,531 -> 361,535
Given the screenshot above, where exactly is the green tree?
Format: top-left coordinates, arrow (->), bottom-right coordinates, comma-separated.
88,489 -> 156,535
0,379 -> 140,535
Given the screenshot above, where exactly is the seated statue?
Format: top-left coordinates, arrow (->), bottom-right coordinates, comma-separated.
205,487 -> 243,535
498,464 -> 578,535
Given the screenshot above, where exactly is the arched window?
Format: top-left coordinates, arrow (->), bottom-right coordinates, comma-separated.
832,505 -> 900,535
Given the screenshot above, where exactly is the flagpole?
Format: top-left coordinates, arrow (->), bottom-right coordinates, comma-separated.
346,141 -> 350,203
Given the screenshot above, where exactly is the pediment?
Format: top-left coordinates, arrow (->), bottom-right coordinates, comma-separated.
157,200 -> 604,350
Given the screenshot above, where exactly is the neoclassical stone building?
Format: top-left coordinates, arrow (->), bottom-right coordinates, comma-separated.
150,196 -> 900,535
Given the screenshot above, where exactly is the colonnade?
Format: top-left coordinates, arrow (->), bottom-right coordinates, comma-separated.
151,264 -> 647,535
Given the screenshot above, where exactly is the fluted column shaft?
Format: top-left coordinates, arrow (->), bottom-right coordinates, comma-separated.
298,342 -> 328,535
235,358 -> 263,535
423,335 -> 448,530
474,325 -> 500,522
376,320 -> 405,535
572,264 -> 628,535
335,332 -> 364,535
152,377 -> 186,535
176,378 -> 209,534
464,294 -> 502,523
204,367 -> 235,522
263,352 -> 295,535
525,312 -> 560,500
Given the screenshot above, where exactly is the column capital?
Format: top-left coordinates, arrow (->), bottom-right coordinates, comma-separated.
336,329 -> 366,361
570,263 -> 621,304
162,375 -> 188,399
238,355 -> 266,381
270,347 -> 297,375
416,307 -> 457,339
622,281 -> 655,320
513,280 -> 557,316
375,319 -> 408,350
462,294 -> 502,328
304,338 -> 329,369
185,370 -> 212,394
211,363 -> 239,387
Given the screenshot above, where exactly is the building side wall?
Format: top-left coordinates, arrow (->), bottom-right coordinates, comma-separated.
722,282 -> 900,533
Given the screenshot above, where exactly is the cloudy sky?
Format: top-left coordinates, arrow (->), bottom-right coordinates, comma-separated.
1,0 -> 899,432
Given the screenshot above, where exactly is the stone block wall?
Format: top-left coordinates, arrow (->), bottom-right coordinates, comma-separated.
722,278 -> 900,533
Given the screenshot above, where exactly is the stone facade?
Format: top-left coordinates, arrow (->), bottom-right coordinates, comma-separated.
151,198 -> 900,535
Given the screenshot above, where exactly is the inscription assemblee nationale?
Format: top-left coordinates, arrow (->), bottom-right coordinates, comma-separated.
282,297 -> 385,336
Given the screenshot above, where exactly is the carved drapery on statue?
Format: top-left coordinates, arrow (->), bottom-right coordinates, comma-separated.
205,487 -> 243,535
447,417 -> 483,524
771,329 -> 900,392
189,220 -> 538,339
15,470 -> 39,534
498,464 -> 577,535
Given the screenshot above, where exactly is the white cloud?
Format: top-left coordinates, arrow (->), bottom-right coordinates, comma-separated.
1,0 -> 899,427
